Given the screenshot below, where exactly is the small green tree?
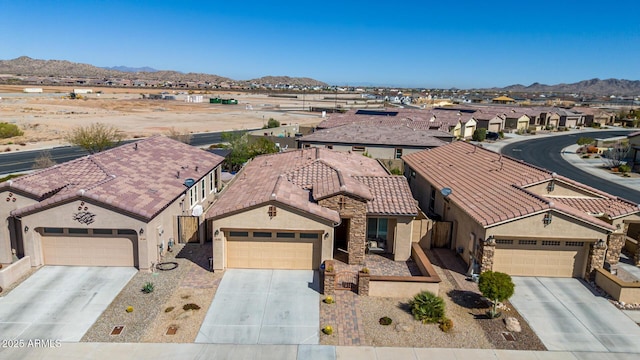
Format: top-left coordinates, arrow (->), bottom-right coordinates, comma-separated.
221,131 -> 279,171
262,118 -> 280,129
576,137 -> 594,146
472,128 -> 487,142
409,291 -> 445,324
65,123 -> 123,154
0,123 -> 24,139
478,271 -> 515,318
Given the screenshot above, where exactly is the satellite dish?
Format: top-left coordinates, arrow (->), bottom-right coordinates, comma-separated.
184,178 -> 195,187
441,187 -> 453,197
191,205 -> 203,216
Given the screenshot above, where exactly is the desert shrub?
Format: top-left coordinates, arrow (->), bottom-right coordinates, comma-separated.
165,306 -> 175,313
582,154 -> 591,159
126,306 -> 134,313
472,128 -> 487,142
263,118 -> 280,129
323,296 -> 334,304
390,168 -> 403,175
379,316 -> 393,326
619,164 -> 631,173
577,137 -> 594,146
478,271 -> 515,318
141,282 -> 155,294
409,291 -> 445,324
183,303 -> 201,311
322,325 -> 333,335
498,131 -> 504,139
438,318 -> 453,332
360,267 -> 370,274
0,123 -> 24,139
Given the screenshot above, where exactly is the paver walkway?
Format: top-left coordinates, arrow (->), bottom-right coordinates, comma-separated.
429,248 -> 479,293
321,291 -> 366,346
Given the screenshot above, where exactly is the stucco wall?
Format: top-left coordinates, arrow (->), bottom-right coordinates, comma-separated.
525,181 -> 602,198
301,143 -> 426,160
0,256 -> 31,290
489,212 -> 608,239
211,203 -> 335,270
394,217 -> 414,261
0,190 -> 38,263
368,280 -> 440,298
595,268 -> 640,303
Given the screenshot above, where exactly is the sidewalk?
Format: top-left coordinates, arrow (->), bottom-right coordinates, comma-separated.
0,343 -> 636,359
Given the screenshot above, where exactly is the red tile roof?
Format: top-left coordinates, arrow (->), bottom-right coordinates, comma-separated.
403,141 -> 638,230
207,148 -> 418,222
300,123 -> 451,147
5,136 -> 225,220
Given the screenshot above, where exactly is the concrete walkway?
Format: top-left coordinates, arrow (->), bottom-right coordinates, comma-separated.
1,343 -> 638,359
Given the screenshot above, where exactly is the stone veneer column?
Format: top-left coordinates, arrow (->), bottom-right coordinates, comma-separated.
318,195 -> 367,265
605,233 -> 625,271
357,271 -> 370,296
323,260 -> 335,295
478,237 -> 496,273
585,240 -> 607,280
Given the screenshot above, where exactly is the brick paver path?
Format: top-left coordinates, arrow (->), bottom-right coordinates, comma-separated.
321,291 -> 366,346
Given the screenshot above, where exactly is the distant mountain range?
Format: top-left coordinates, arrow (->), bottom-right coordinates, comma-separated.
0,56 -> 328,87
101,65 -> 159,73
488,78 -> 640,97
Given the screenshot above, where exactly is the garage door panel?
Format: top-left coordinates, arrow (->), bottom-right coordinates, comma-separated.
227,236 -> 319,270
42,236 -> 134,267
493,247 -> 586,278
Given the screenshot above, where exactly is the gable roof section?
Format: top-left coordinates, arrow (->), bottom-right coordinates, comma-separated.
207,148 -> 417,221
300,123 -> 451,147
6,136 -> 225,220
402,141 -> 638,230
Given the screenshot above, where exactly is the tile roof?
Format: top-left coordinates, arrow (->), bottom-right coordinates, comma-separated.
299,123 -> 452,147
403,141 -> 638,230
5,136 -> 225,220
207,148 -> 418,221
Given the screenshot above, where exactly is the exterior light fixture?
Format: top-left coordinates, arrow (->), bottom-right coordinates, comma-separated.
24,226 -> 29,233
595,239 -> 607,249
543,213 -> 552,226
139,228 -> 144,235
324,232 -> 330,239
214,229 -> 220,236
485,235 -> 496,245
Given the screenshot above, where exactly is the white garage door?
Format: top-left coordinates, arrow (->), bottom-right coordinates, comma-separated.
42,236 -> 135,267
226,231 -> 320,270
493,240 -> 588,277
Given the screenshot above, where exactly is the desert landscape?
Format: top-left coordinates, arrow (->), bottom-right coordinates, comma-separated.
0,85 -> 338,151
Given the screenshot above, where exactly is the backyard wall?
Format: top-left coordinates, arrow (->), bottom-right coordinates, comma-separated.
0,256 -> 32,290
595,268 -> 640,304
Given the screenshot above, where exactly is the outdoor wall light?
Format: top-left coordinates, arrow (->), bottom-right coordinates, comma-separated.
24,226 -> 29,233
485,235 -> 496,246
214,229 -> 220,236
595,239 -> 607,249
139,228 -> 144,235
324,232 -> 330,239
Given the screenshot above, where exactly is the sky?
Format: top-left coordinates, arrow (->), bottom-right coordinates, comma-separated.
1,0 -> 639,89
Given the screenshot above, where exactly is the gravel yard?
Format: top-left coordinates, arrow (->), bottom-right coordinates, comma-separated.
81,243 -> 221,343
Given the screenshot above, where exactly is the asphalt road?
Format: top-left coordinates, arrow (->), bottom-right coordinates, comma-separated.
501,130 -> 640,203
0,130 -> 250,175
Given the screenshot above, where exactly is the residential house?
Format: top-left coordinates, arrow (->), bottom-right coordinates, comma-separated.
403,141 -> 640,279
0,136 -> 224,270
629,131 -> 640,171
206,148 -> 422,271
576,107 -> 616,127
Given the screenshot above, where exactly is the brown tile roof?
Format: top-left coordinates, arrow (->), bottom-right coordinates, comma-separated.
207,148 -> 418,221
403,141 -> 638,230
5,136 -> 225,220
551,197 -> 638,219
300,123 -> 451,147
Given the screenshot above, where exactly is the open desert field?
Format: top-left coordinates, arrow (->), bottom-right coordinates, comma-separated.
0,85 -> 345,150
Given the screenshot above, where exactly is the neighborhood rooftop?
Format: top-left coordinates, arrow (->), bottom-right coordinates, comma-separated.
403,141 -> 638,230
207,147 -> 418,221
299,123 -> 452,147
3,136 -> 225,220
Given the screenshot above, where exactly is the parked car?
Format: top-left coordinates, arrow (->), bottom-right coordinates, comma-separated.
486,132 -> 500,141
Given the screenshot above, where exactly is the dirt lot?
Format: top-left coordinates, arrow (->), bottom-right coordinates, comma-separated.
0,85 -> 335,151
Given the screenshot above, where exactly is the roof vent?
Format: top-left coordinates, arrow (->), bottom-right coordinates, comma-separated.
184,178 -> 195,187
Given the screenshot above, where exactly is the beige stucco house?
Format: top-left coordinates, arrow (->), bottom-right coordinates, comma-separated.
403,141 -> 640,279
0,136 -> 224,270
206,148 -> 422,271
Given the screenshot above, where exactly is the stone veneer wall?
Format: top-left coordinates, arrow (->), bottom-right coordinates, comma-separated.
323,260 -> 336,295
477,239 -> 496,273
358,271 -> 370,296
605,233 -> 625,269
318,195 -> 367,265
585,241 -> 607,280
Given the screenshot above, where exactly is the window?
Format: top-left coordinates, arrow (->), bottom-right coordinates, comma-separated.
566,241 -> 585,247
338,196 -> 347,210
68,228 -> 89,234
428,188 -> 436,214
253,232 -> 272,238
93,229 -> 113,235
352,146 -> 365,152
395,148 -> 403,159
268,205 -> 277,218
300,233 -> 319,239
542,240 -> 561,246
201,179 -> 206,201
276,232 -> 295,238
325,145 -> 333,150
43,227 -> 64,234
495,239 -> 513,245
367,218 -> 388,241
117,229 -> 137,235
229,231 -> 249,237
518,240 -> 537,245
189,187 -> 197,208
209,171 -> 215,193
303,144 -> 311,148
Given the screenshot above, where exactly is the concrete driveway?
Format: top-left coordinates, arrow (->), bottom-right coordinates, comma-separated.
0,266 -> 136,342
196,269 -> 320,345
510,277 -> 640,353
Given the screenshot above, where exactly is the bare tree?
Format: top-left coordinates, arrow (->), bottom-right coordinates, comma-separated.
166,127 -> 192,144
601,141 -> 631,168
65,123 -> 124,154
32,150 -> 56,169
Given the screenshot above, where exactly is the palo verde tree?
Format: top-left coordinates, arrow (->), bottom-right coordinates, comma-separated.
221,131 -> 279,171
478,271 -> 515,318
65,123 -> 124,154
